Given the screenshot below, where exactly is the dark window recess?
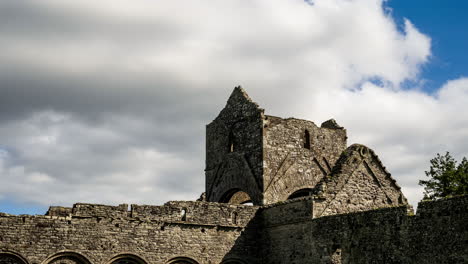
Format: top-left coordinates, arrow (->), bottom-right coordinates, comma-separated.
232,212 -> 238,225
288,188 -> 314,200
304,129 -> 311,149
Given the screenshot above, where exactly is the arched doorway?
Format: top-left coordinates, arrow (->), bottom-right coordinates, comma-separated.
0,252 -> 28,264
219,189 -> 253,205
287,188 -> 314,200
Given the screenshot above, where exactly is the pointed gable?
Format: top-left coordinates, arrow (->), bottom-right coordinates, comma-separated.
313,144 -> 408,217
214,86 -> 264,124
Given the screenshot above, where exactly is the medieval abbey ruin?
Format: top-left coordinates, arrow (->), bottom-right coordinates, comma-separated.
1,87 -> 467,264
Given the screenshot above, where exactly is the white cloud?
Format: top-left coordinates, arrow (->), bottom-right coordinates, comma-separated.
304,79 -> 468,205
0,111 -> 198,206
0,0 -> 466,210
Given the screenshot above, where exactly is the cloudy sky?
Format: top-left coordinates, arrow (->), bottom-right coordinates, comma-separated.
1,0 -> 467,214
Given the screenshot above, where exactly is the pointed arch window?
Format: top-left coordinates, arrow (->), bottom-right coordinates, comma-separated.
228,130 -> 235,153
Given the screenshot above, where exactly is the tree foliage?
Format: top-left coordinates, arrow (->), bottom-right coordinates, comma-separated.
419,152 -> 468,200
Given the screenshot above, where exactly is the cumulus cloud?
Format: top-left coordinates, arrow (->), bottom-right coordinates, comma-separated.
0,110 -> 200,206
0,0 -> 465,211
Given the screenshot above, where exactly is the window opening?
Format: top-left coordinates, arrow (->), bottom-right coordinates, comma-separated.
180,208 -> 187,221
304,129 -> 311,149
288,188 -> 314,200
228,130 -> 235,153
220,189 -> 253,205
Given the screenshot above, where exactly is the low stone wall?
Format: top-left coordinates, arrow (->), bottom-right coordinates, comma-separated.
0,201 -> 260,264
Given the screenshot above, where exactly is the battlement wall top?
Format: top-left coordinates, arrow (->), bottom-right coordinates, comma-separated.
131,201 -> 259,226
71,203 -> 129,218
4,201 -> 260,228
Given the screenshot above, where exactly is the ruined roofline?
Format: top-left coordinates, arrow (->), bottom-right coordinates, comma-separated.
230,85 -> 257,105
207,85 -> 264,125
311,143 -> 408,217
325,143 -> 400,190
264,115 -> 345,130
210,85 -> 345,130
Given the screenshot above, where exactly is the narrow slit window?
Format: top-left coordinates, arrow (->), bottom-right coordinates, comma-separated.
232,212 -> 238,225
228,130 -> 235,153
304,129 -> 311,149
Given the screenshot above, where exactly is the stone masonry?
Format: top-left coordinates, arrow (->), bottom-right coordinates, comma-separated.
1,87 -> 467,264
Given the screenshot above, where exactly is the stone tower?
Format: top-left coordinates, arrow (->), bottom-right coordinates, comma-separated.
206,86 -> 407,210
206,86 -> 347,205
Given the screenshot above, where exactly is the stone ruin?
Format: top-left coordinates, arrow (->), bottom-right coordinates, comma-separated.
1,87 -> 467,264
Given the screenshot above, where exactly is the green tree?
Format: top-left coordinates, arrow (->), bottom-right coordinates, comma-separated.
419,152 -> 468,200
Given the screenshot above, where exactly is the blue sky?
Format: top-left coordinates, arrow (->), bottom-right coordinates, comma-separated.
389,0 -> 468,92
0,0 -> 467,215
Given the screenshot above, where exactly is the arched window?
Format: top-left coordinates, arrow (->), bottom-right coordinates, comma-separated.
166,257 -> 198,264
287,188 -> 314,200
0,252 -> 29,264
44,252 -> 91,264
304,129 -> 311,149
108,254 -> 147,264
219,189 -> 253,205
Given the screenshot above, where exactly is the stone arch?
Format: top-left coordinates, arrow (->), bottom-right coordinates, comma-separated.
0,251 -> 29,264
220,258 -> 248,264
219,188 -> 253,205
166,257 -> 199,264
43,252 -> 91,264
287,188 -> 314,200
107,254 -> 147,264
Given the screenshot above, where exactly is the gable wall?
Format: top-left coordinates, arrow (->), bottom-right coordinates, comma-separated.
313,145 -> 408,217
262,117 -> 347,204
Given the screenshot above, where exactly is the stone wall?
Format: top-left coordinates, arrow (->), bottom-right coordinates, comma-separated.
0,201 -> 260,264
260,195 -> 468,264
262,116 -> 347,204
313,144 -> 408,217
206,87 -> 350,206
1,196 -> 467,264
205,87 -> 265,205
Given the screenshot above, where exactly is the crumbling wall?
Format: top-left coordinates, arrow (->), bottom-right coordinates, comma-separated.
260,195 -> 468,264
262,117 -> 347,204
